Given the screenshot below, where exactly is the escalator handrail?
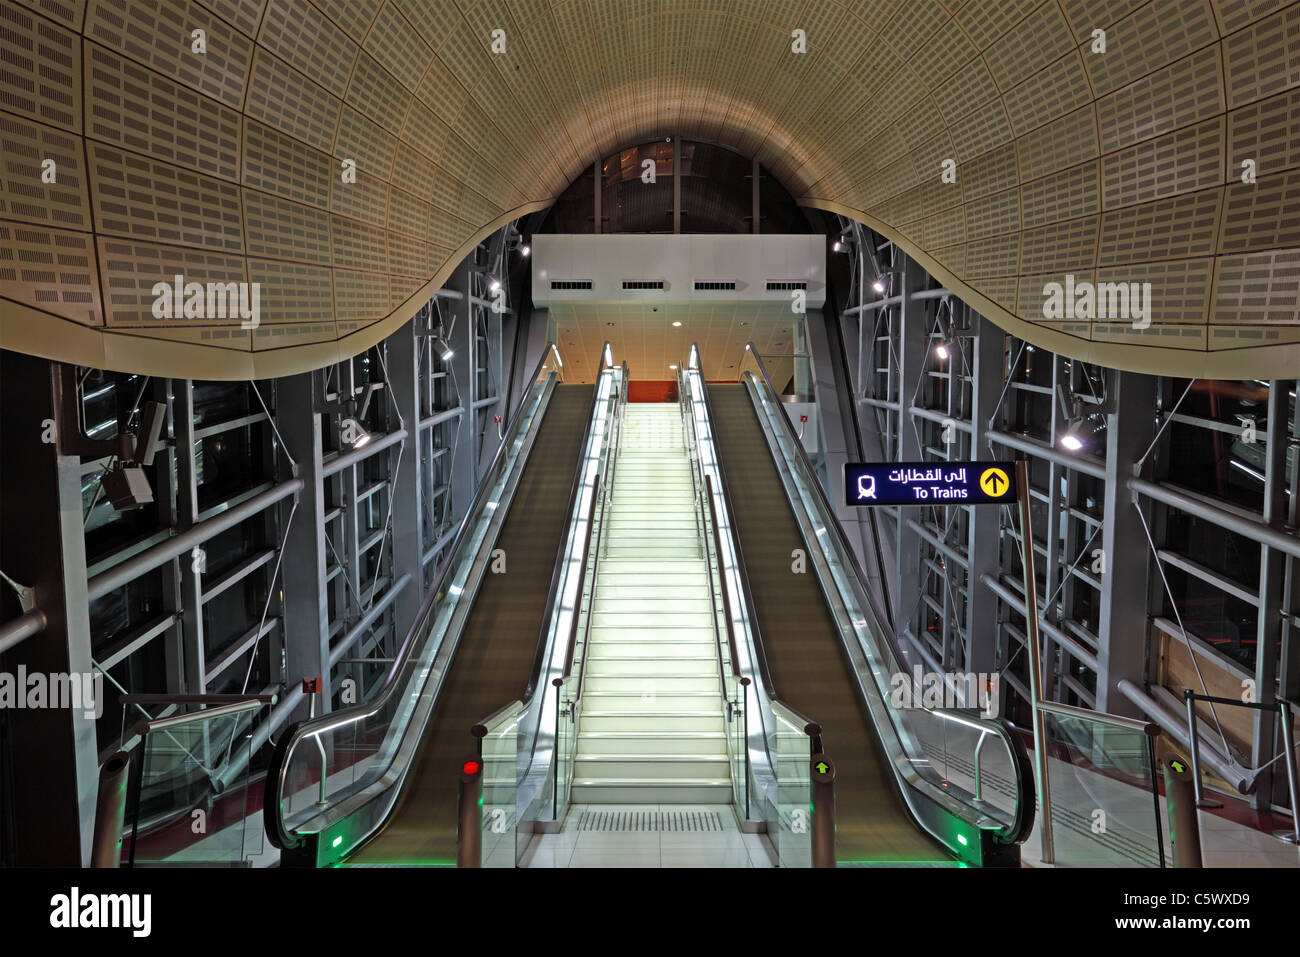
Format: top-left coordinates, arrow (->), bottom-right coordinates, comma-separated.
522,342 -> 616,701
687,348 -> 820,735
265,341 -> 563,852
562,361 -> 627,689
739,342 -> 1036,846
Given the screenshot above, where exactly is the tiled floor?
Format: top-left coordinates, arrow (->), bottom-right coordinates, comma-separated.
519,805 -> 775,868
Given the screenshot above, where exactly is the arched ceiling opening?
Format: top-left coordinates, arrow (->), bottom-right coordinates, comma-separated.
1,0 -> 1297,380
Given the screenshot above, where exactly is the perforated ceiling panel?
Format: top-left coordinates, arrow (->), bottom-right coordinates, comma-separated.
1,0 -> 1298,379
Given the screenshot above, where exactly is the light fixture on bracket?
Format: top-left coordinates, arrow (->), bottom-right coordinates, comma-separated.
933,299 -> 957,361
871,270 -> 895,295
316,369 -> 379,451
343,382 -> 380,450
1058,391 -> 1085,451
1059,422 -> 1085,451
1058,396 -> 1104,453
103,398 -> 169,510
1060,415 -> 1106,452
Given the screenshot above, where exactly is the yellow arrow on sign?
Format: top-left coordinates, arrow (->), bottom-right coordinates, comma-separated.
979,467 -> 1010,497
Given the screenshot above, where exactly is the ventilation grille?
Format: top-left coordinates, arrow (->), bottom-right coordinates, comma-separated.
576,809 -> 726,832
622,279 -> 665,289
766,280 -> 807,291
694,280 -> 736,290
551,279 -> 592,290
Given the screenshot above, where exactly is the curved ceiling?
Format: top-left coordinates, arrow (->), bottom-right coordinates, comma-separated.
1,0 -> 1297,380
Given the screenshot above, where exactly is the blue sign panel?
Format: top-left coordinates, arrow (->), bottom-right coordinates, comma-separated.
844,461 -> 1018,507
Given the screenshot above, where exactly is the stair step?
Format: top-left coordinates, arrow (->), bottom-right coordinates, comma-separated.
604,547 -> 702,560
596,562 -> 707,574
573,756 -> 728,779
587,626 -> 716,640
582,674 -> 721,693
587,613 -> 712,629
591,598 -> 713,614
569,781 -> 732,804
581,712 -> 726,732
575,731 -> 727,754
592,584 -> 712,599
585,642 -> 716,658
586,656 -> 716,674
581,691 -> 723,712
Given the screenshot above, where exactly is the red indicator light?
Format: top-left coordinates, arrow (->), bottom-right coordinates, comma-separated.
463,760 -> 480,776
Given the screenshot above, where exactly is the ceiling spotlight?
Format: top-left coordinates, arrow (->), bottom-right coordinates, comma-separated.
343,400 -> 372,450
669,364 -> 678,370
872,278 -> 887,294
934,342 -> 951,361
489,279 -> 501,293
832,240 -> 842,253
435,336 -> 454,361
1058,414 -> 1103,452
520,244 -> 531,257
672,320 -> 682,327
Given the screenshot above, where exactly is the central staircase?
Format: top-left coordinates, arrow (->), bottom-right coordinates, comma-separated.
572,401 -> 732,804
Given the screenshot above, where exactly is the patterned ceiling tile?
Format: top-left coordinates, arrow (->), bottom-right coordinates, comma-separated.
0,0 -> 1297,379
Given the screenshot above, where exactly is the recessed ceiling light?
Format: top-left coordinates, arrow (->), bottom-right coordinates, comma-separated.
669,364 -> 678,370
672,321 -> 682,327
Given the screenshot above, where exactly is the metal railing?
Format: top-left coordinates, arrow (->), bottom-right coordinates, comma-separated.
264,343 -> 564,862
680,345 -> 829,862
124,696 -> 273,866
732,342 -> 1036,861
1183,690 -> 1300,844
679,363 -> 751,818
473,350 -> 628,857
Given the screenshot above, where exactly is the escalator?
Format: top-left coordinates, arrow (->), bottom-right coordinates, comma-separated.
684,343 -> 1035,867
708,384 -> 950,864
266,345 -> 616,867
346,383 -> 592,865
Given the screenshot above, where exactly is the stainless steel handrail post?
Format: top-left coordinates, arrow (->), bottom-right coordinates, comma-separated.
91,751 -> 131,867
1276,698 -> 1300,844
973,730 -> 989,802
1183,690 -> 1223,809
305,683 -> 328,807
1015,458 -> 1054,864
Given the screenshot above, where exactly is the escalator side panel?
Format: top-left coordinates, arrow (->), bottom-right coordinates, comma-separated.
348,384 -> 594,864
708,385 -> 949,865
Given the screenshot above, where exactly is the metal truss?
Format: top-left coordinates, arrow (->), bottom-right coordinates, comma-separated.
832,218 -> 1300,813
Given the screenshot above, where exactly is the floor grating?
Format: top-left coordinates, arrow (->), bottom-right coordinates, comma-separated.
576,809 -> 726,832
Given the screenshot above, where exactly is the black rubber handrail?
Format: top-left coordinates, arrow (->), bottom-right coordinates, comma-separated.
704,475 -> 744,682
265,341 -> 563,852
565,362 -> 627,702
522,342 -> 615,701
687,348 -> 820,735
739,343 -> 1036,846
561,474 -> 601,681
